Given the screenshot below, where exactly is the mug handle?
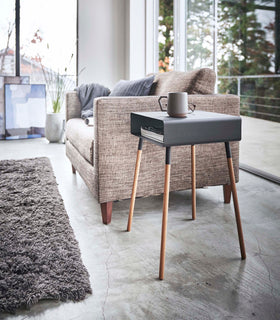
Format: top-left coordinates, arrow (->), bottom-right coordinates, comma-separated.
158,96 -> 168,112
188,103 -> 196,113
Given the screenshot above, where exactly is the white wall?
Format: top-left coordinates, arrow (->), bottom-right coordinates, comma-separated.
78,0 -> 127,88
126,0 -> 146,80
78,0 -> 152,86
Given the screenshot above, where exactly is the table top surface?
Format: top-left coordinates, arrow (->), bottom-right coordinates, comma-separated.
132,110 -> 240,122
131,110 -> 242,147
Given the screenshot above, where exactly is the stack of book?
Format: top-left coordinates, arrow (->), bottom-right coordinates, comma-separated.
140,126 -> 163,142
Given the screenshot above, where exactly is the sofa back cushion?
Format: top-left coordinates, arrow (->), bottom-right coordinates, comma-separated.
151,68 -> 216,96
110,75 -> 155,96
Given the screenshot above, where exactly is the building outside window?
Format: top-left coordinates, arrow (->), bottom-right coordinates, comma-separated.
0,0 -> 77,113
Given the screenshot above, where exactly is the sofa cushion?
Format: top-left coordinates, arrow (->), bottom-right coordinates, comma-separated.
151,68 -> 216,96
109,75 -> 155,96
65,118 -> 94,165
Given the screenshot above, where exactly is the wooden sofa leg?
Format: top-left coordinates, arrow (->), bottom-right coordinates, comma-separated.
101,202 -> 113,224
72,165 -> 76,174
223,184 -> 232,203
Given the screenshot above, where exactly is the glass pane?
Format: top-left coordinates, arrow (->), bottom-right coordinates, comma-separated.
217,0 -> 276,76
20,0 -> 77,112
0,0 -> 15,76
186,0 -> 214,71
218,0 -> 280,177
158,0 -> 174,72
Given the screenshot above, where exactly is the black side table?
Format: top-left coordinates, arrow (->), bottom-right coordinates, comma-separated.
127,111 -> 246,280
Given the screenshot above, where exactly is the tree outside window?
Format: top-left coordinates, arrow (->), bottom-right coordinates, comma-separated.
158,0 -> 174,72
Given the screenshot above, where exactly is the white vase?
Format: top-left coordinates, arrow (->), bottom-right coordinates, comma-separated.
45,113 -> 64,143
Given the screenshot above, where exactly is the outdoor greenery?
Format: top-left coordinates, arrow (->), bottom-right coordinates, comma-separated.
159,0 -> 174,72
186,0 -> 214,71
218,0 -> 280,122
218,1 -> 274,76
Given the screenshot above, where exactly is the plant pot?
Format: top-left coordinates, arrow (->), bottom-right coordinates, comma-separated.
45,113 -> 64,143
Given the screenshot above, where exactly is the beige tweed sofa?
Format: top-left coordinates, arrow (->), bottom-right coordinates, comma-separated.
65,68 -> 240,224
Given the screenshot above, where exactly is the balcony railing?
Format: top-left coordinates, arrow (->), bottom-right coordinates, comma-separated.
218,75 -> 280,123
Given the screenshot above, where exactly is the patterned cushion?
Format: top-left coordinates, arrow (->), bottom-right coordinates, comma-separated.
151,68 -> 216,96
109,75 -> 155,96
65,118 -> 94,165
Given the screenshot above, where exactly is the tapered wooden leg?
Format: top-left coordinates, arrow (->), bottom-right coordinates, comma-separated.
127,138 -> 143,232
223,184 -> 232,203
101,202 -> 113,224
159,147 -> 171,280
225,142 -> 246,260
191,145 -> 196,220
72,165 -> 76,174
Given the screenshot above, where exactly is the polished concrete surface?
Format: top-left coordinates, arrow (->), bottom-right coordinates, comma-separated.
0,138 -> 279,320
240,116 -> 280,177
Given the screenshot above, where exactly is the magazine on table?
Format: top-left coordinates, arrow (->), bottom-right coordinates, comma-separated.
140,126 -> 164,142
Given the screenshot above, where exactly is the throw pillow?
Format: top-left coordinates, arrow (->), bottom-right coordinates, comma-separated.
109,75 -> 155,96
151,68 -> 216,96
75,83 -> 110,119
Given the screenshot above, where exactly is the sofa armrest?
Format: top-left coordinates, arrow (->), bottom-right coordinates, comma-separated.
93,94 -> 239,203
66,91 -> 81,121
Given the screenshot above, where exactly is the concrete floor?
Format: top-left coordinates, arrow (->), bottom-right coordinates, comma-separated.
0,138 -> 279,320
240,116 -> 280,177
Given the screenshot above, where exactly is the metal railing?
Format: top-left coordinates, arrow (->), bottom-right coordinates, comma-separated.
218,74 -> 280,122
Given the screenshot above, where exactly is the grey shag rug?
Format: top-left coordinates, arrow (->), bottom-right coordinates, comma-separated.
0,157 -> 92,314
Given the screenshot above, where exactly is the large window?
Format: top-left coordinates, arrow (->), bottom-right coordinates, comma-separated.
20,0 -> 77,112
217,0 -> 280,178
157,0 -> 280,179
0,0 -> 77,112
